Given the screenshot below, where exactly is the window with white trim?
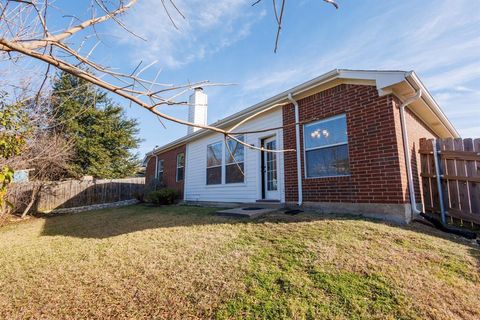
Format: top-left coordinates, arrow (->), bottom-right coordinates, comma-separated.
303,114 -> 350,178
206,142 -> 222,185
156,158 -> 164,182
225,135 -> 245,184
176,153 -> 184,182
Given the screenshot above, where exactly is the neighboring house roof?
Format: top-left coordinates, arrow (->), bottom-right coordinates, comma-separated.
145,69 -> 459,158
13,169 -> 34,183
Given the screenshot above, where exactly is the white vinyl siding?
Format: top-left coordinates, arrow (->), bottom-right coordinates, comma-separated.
185,108 -> 285,203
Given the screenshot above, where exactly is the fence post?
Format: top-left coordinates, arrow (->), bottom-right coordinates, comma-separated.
432,139 -> 446,225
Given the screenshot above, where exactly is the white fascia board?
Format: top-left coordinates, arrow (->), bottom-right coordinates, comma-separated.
338,69 -> 408,96
339,69 -> 459,138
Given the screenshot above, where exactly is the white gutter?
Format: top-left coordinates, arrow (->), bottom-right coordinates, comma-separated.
405,72 -> 459,138
287,93 -> 303,206
398,89 -> 423,216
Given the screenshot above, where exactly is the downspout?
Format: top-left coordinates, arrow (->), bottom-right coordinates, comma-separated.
183,145 -> 188,202
287,93 -> 303,206
432,141 -> 446,225
399,81 -> 476,239
401,89 -> 476,239
398,89 -> 423,217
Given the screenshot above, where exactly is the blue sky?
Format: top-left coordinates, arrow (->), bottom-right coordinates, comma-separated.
4,0 -> 480,156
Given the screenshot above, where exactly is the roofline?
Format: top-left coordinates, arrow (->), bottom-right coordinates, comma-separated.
145,69 -> 458,157
404,71 -> 460,138
145,68 -> 340,157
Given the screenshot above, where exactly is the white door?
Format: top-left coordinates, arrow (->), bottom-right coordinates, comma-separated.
263,136 -> 279,200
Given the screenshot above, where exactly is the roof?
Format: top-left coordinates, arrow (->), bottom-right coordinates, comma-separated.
145,69 -> 459,158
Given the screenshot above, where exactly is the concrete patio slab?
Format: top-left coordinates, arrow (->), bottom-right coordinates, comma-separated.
216,207 -> 277,219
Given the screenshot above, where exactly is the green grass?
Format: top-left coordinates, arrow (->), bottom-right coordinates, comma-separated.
217,235 -> 411,320
0,205 -> 479,319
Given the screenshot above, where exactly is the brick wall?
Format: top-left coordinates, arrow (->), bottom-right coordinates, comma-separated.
145,144 -> 186,197
282,84 -> 408,204
145,156 -> 156,184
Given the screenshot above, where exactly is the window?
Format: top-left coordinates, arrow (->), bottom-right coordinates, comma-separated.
156,158 -> 164,182
225,135 -> 245,184
205,136 -> 246,185
304,114 -> 350,177
176,153 -> 185,182
206,142 -> 222,185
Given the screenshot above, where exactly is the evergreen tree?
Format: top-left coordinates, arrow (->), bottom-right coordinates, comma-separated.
51,72 -> 141,178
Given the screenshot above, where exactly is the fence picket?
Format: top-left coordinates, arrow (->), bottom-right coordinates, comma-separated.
427,139 -> 440,213
420,138 -> 433,210
454,138 -> 471,215
472,139 -> 480,216
436,139 -> 450,214
7,177 -> 145,213
420,138 -> 480,226
464,139 -> 476,216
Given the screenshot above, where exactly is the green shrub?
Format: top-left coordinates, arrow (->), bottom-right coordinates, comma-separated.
146,188 -> 179,205
132,192 -> 145,203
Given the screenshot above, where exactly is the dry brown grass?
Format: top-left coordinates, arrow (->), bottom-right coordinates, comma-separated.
0,205 -> 478,319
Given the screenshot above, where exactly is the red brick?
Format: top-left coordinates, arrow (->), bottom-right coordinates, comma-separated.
145,145 -> 186,198
282,84 -> 438,205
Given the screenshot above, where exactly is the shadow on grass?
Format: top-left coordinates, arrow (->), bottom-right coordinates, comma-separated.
40,203 -> 478,246
40,204 -> 232,239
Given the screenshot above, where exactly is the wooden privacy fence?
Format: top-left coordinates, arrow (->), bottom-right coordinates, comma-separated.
8,177 -> 145,213
419,138 -> 480,225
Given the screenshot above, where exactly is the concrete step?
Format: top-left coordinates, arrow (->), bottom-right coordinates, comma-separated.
252,200 -> 284,209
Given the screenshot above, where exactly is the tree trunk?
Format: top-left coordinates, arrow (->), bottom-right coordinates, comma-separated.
21,184 -> 41,218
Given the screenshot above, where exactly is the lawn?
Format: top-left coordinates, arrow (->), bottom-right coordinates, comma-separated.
0,205 -> 479,319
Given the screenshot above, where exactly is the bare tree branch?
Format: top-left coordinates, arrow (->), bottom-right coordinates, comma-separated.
0,0 -> 338,155
253,0 -> 339,52
0,0 -> 139,52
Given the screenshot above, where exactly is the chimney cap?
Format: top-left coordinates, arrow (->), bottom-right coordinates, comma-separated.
193,86 -> 203,91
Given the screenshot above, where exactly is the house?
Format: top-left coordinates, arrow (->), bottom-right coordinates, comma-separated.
12,169 -> 34,183
144,69 -> 459,223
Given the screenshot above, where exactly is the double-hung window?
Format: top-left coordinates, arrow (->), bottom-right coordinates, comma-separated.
156,159 -> 164,182
206,135 -> 245,185
225,135 -> 245,184
303,114 -> 350,178
176,153 -> 185,182
206,142 -> 223,185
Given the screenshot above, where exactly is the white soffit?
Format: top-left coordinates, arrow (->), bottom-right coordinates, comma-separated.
401,72 -> 459,138
338,69 -> 407,96
338,69 -> 459,138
